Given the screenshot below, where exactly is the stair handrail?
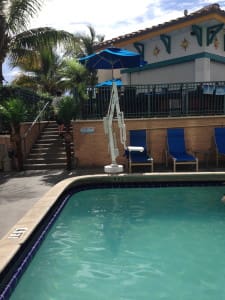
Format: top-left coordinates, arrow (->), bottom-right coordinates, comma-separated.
22,101 -> 50,156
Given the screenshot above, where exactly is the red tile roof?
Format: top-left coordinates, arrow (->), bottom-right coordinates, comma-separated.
95,3 -> 225,50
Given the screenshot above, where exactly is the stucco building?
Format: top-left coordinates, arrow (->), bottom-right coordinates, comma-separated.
95,3 -> 225,85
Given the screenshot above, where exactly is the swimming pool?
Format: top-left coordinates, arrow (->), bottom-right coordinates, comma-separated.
1,173 -> 225,299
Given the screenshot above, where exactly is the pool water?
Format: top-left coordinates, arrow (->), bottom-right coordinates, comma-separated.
10,186 -> 225,300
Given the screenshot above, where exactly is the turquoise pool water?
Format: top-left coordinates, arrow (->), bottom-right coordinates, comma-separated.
10,186 -> 225,300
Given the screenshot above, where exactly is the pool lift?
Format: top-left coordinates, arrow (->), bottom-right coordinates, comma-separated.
103,82 -> 144,174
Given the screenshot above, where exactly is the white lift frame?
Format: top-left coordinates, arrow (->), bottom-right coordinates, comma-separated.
103,82 -> 144,174
103,82 -> 126,173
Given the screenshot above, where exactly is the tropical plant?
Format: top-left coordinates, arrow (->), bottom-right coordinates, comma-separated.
58,58 -> 88,103
0,98 -> 28,170
72,25 -> 105,86
57,95 -> 78,127
12,47 -> 89,99
57,95 -> 79,170
12,46 -> 65,95
0,0 -> 75,84
77,25 -> 104,56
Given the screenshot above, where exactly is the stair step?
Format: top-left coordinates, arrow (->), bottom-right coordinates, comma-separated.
23,163 -> 67,170
25,158 -> 67,163
27,156 -> 67,161
40,134 -> 59,139
30,149 -> 68,155
28,152 -> 66,156
37,138 -> 61,142
23,122 -> 74,171
35,142 -> 65,147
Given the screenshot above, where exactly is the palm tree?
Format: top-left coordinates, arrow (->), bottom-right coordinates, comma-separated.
78,25 -> 105,56
12,49 -> 89,121
72,25 -> 105,86
59,58 -> 88,101
12,46 -> 65,95
0,0 -> 75,84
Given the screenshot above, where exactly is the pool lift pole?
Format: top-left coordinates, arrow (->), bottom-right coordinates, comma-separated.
103,82 -> 126,174
103,82 -> 144,174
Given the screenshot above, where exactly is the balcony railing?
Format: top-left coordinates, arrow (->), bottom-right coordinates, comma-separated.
80,81 -> 225,119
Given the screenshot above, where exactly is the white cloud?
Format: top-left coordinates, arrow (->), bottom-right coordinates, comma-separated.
28,0 -> 225,40
3,0 -> 225,82
29,0 -> 159,39
3,62 -> 20,83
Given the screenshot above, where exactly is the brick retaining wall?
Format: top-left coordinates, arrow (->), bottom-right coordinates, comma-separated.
72,116 -> 225,169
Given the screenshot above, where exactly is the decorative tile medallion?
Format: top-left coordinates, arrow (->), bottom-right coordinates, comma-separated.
180,38 -> 189,51
214,36 -> 219,49
153,46 -> 160,56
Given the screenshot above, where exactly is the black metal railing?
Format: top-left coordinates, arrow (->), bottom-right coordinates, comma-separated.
80,81 -> 225,119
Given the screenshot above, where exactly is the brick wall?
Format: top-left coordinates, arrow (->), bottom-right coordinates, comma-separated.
72,116 -> 225,168
0,121 -> 48,161
20,121 -> 48,158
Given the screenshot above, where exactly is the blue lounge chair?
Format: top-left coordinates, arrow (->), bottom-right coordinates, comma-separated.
214,127 -> 225,167
125,129 -> 153,173
166,128 -> 198,172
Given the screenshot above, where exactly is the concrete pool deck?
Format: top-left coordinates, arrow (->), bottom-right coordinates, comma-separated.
0,168 -> 103,239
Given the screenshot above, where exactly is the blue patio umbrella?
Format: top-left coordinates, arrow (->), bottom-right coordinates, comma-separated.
96,78 -> 122,87
79,47 -> 145,78
79,47 -> 146,173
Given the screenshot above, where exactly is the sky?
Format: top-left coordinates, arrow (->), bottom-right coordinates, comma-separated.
3,0 -> 225,82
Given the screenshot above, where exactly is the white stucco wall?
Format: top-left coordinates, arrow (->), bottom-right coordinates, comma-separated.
126,26 -> 203,65
211,61 -> 225,81
98,19 -> 225,85
195,57 -> 211,82
122,61 -> 195,85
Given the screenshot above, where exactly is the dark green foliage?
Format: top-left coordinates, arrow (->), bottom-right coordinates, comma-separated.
0,85 -> 51,103
57,96 -> 78,126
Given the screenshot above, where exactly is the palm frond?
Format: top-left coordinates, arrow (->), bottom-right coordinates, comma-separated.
12,27 -> 75,50
10,48 -> 41,70
12,73 -> 39,90
7,0 -> 43,34
0,98 -> 27,124
9,27 -> 75,65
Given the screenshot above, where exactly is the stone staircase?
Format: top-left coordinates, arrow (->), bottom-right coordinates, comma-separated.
23,122 -> 73,170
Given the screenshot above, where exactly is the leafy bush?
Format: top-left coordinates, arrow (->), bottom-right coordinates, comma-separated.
0,98 -> 28,133
57,96 -> 79,126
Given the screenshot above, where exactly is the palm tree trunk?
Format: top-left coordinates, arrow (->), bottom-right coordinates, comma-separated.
11,126 -> 23,171
0,61 -> 5,84
64,123 -> 72,170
